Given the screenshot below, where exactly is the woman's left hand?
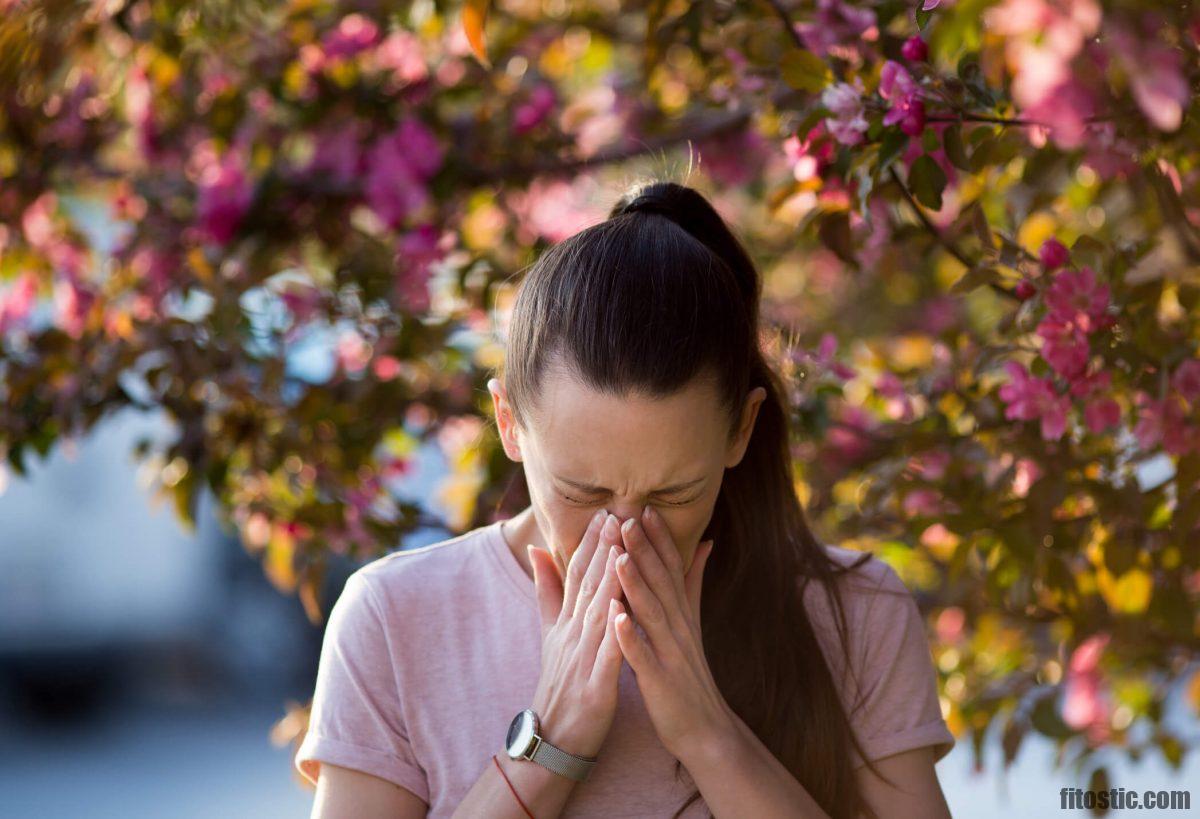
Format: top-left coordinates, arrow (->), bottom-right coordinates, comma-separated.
613,505 -> 736,759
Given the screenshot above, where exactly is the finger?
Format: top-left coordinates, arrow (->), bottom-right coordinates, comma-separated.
561,508 -> 608,616
684,540 -> 713,627
574,514 -> 622,619
614,610 -> 657,677
579,544 -> 624,659
620,517 -> 687,627
590,598 -> 625,691
639,504 -> 686,579
615,551 -> 676,657
528,545 -> 563,637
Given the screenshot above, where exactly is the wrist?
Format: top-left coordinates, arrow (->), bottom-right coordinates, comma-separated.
671,707 -> 749,772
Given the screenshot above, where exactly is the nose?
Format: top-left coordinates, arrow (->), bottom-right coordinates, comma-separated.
605,504 -> 647,533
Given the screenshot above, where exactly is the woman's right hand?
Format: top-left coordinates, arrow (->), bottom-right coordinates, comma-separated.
525,509 -> 627,760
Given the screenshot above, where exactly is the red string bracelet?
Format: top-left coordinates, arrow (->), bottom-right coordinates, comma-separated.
492,753 -> 535,819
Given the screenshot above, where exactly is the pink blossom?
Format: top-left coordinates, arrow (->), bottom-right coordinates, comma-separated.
793,0 -> 876,59
21,192 -> 58,250
998,360 -> 1071,440
1133,392 -> 1197,456
821,80 -> 869,146
901,36 -> 928,62
1012,457 -> 1042,497
876,371 -> 915,421
1044,266 -> 1110,332
0,271 -> 40,337
880,60 -> 926,136
321,14 -> 380,61
336,328 -> 373,374
513,84 -> 558,135
53,278 -> 95,339
1039,237 -> 1070,271
1171,359 -> 1200,403
909,449 -> 951,481
920,294 -> 961,334
783,122 -> 835,183
370,30 -> 429,85
393,223 -> 443,313
1108,25 -> 1188,132
824,404 -> 876,466
1068,368 -> 1110,398
1083,397 -> 1120,433
903,488 -> 945,518
1021,78 -> 1097,150
373,355 -> 404,382
364,119 -> 444,229
799,332 -> 858,381
1036,315 -> 1090,379
698,127 -> 771,187
1062,634 -> 1112,744
195,149 -> 253,245
305,120 -> 366,186
935,607 -> 966,643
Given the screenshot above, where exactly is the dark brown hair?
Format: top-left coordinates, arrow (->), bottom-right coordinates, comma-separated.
495,179 -> 899,818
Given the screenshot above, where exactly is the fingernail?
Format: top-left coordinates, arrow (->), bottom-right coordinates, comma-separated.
642,505 -> 653,521
609,598 -> 618,614
617,553 -> 630,568
604,514 -> 618,533
593,509 -> 606,524
608,545 -> 617,561
621,517 -> 636,535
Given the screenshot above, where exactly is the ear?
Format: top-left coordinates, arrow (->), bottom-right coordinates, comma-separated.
724,386 -> 766,469
488,377 -> 524,462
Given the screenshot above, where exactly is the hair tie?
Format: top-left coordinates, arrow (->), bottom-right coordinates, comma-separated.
620,196 -> 676,222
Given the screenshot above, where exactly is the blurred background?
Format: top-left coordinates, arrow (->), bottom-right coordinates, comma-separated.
2,0 -> 1199,817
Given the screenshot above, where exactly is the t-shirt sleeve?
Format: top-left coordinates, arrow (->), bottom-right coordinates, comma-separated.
847,563 -> 956,768
294,568 -> 430,803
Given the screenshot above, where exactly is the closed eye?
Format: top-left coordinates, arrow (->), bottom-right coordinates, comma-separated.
561,493 -> 695,507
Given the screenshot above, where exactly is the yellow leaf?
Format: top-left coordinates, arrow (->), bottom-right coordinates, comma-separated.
265,525 -> 297,593
1188,668 -> 1200,717
1097,566 -> 1152,614
462,0 -> 491,69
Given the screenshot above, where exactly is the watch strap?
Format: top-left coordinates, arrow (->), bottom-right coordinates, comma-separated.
528,735 -> 596,782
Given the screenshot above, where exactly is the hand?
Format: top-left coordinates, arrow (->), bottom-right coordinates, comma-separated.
613,505 -> 734,759
527,509 -> 628,759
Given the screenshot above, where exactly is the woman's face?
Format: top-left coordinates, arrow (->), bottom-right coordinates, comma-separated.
490,365 -> 766,576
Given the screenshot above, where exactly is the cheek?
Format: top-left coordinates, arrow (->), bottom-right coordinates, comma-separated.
539,500 -> 606,564
650,504 -> 711,561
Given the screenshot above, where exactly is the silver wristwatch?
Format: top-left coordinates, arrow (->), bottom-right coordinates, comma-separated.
504,708 -> 597,782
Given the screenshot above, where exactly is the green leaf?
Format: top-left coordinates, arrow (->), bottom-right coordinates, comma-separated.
909,154 -> 947,210
781,49 -> 831,92
951,265 -> 1000,294
877,130 -> 910,171
921,127 -> 940,153
944,124 -> 971,170
915,6 -> 934,30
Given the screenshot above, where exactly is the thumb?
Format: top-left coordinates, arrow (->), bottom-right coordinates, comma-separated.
529,545 -> 564,635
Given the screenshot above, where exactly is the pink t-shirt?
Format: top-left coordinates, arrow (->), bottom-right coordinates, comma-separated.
295,519 -> 955,816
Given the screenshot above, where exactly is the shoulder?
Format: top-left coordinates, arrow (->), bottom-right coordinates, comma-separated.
803,542 -> 913,618
342,522 -> 503,618
799,542 -> 926,686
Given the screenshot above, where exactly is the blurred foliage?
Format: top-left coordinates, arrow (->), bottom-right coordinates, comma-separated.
1,0 -> 1199,788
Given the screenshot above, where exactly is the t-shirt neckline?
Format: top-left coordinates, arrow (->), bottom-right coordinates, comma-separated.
484,518 -> 537,607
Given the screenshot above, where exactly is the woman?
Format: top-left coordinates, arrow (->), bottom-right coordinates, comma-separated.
296,181 -> 956,818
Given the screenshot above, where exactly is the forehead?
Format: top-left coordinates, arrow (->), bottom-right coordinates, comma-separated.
529,368 -> 729,477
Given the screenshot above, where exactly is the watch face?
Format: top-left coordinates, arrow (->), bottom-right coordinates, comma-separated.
505,709 -> 537,758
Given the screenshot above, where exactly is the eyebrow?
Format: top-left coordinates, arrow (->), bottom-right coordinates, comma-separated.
554,475 -> 706,495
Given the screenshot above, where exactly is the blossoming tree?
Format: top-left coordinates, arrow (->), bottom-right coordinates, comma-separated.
1,0 -> 1198,787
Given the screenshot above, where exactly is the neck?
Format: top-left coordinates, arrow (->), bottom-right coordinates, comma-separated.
500,506 -> 563,581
